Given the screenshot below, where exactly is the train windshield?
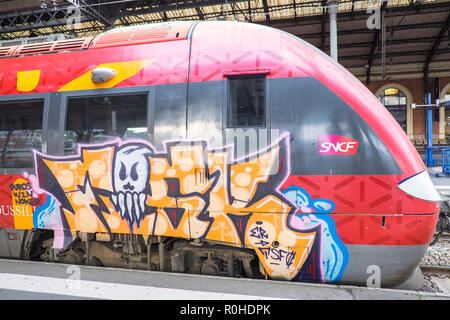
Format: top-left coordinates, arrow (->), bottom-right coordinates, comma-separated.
64,93 -> 148,155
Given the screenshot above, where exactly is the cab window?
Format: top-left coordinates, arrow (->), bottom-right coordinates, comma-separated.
227,75 -> 266,127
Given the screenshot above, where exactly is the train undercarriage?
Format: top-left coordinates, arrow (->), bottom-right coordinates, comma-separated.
22,229 -> 264,280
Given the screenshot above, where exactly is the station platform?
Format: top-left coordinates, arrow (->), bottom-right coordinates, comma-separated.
428,167 -> 450,185
428,167 -> 450,205
0,259 -> 448,301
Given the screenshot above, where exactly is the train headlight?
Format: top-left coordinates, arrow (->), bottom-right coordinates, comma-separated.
398,171 -> 441,202
91,67 -> 117,83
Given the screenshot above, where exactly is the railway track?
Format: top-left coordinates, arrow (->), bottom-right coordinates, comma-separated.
440,233 -> 450,241
431,232 -> 450,246
420,264 -> 450,275
420,265 -> 450,276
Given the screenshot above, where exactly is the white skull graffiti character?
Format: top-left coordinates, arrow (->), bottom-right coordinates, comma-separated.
111,144 -> 153,227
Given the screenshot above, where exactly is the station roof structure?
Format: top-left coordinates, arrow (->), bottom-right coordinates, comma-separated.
0,0 -> 449,83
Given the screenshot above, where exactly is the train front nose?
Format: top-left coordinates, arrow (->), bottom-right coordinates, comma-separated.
398,170 -> 441,203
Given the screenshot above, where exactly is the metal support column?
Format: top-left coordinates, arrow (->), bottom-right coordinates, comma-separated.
427,93 -> 433,166
327,0 -> 338,61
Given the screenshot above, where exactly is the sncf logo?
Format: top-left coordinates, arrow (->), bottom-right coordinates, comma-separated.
318,135 -> 359,155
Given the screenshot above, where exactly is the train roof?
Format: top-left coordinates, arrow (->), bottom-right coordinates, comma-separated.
0,21 -> 195,59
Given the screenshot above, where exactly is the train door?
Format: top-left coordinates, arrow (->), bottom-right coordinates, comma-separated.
220,72 -> 288,246
221,72 -> 279,208
222,72 -> 272,157
0,94 -> 50,257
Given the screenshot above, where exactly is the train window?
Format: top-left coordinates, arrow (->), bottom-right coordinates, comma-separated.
64,94 -> 148,155
227,75 -> 266,127
0,99 -> 44,169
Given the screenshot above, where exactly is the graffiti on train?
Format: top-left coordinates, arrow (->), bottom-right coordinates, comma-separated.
4,135 -> 347,282
282,186 -> 348,282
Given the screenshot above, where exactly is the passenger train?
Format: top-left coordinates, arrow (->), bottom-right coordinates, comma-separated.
0,21 -> 441,290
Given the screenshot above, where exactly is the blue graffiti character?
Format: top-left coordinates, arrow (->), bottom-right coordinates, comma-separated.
282,186 -> 348,282
33,194 -> 62,229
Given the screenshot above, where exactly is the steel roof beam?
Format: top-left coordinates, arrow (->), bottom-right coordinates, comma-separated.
77,0 -> 113,28
297,21 -> 444,39
195,7 -> 204,20
0,0 -> 448,36
350,0 -> 355,17
262,0 -> 270,22
340,48 -> 450,61
113,0 -> 247,18
231,2 -> 250,22
324,36 -> 437,50
262,1 -> 450,28
0,5 -> 97,33
424,12 -> 450,70
423,11 -> 450,95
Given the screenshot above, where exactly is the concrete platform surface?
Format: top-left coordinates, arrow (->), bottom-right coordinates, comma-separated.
0,259 -> 449,300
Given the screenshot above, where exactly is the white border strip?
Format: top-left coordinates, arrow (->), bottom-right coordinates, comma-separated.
0,273 -> 286,300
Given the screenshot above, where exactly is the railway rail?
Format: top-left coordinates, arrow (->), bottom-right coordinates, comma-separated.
420,265 -> 450,276
420,264 -> 450,294
431,232 -> 450,246
439,232 -> 450,240
420,231 -> 449,294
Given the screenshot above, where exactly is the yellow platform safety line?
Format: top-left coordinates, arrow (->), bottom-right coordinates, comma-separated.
58,59 -> 155,92
17,70 -> 41,92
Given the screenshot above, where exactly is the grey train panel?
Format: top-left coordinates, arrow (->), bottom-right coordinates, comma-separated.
153,83 -> 188,150
340,244 -> 428,287
6,229 -> 24,258
0,229 -> 10,257
187,81 -> 223,149
270,77 -> 401,175
0,229 -> 25,258
46,92 -> 64,156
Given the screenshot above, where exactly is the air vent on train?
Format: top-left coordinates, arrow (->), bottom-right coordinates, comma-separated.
53,39 -> 91,51
0,46 -> 14,58
90,21 -> 194,49
12,37 -> 93,57
15,42 -> 54,55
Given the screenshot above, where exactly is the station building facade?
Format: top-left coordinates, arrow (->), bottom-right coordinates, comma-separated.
364,76 -> 450,145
